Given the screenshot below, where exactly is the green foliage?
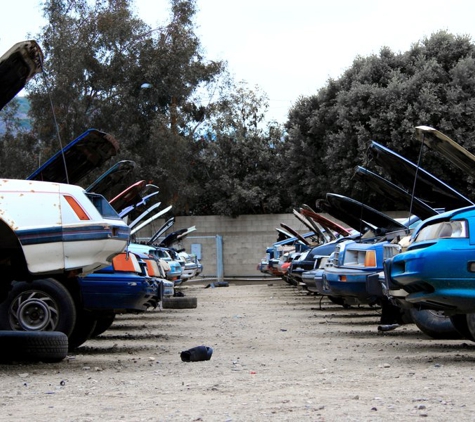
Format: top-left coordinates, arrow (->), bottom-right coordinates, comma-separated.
284,31 -> 475,210
190,82 -> 290,217
12,0 -> 287,216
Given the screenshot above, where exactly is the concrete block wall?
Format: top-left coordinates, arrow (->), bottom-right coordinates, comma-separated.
134,212 -> 406,278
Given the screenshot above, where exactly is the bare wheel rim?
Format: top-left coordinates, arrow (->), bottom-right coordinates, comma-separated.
9,290 -> 59,331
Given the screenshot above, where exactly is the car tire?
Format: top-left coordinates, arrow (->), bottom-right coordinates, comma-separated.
464,313 -> 475,341
162,296 -> 198,309
68,310 -> 97,351
410,308 -> 462,340
0,278 -> 77,337
449,314 -> 475,341
328,296 -> 351,309
380,298 -> 412,325
90,313 -> 116,338
0,331 -> 68,363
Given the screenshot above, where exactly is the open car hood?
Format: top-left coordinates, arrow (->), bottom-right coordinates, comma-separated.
159,228 -> 188,248
367,141 -> 473,210
159,226 -> 196,248
130,205 -> 172,236
298,205 -> 351,238
27,129 -> 119,185
415,126 -> 475,178
318,193 -> 407,235
280,222 -> 311,246
148,217 -> 175,245
109,180 -> 146,212
354,166 -> 439,221
86,160 -> 136,199
275,228 -> 315,243
292,208 -> 329,243
276,227 -> 295,241
0,40 -> 43,111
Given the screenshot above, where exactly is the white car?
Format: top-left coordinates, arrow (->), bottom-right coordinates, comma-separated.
0,40 -> 130,341
1,180 -> 129,275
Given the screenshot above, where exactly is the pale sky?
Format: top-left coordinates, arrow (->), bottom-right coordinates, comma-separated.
1,0 -> 475,123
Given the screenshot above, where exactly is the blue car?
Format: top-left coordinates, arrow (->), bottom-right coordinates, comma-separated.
320,192 -> 415,306
79,251 -> 161,312
385,206 -> 475,313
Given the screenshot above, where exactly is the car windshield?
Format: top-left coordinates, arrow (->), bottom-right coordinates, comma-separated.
396,216 -> 421,229
414,219 -> 467,242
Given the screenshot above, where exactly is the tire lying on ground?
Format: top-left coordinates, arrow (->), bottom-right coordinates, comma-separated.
162,296 -> 198,309
0,331 -> 68,363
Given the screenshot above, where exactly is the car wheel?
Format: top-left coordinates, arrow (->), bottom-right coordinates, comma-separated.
0,278 -> 77,337
380,298 -> 409,325
162,296 -> 198,309
449,314 -> 475,341
464,313 -> 475,341
410,308 -> 462,339
67,310 -> 97,351
0,331 -> 68,363
90,313 -> 116,338
328,296 -> 351,309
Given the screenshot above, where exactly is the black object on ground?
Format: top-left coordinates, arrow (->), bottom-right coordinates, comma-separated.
180,345 -> 213,362
205,281 -> 229,289
0,331 -> 68,363
377,324 -> 400,332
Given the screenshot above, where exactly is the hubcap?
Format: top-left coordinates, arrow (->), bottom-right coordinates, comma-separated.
9,291 -> 59,331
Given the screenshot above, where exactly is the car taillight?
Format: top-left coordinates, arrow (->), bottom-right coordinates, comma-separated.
113,253 -> 141,272
145,259 -> 160,277
64,195 -> 90,220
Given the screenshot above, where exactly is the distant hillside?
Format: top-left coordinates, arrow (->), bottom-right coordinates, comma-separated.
0,97 -> 32,134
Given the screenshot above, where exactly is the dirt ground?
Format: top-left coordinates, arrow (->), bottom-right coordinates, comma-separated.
1,280 -> 475,422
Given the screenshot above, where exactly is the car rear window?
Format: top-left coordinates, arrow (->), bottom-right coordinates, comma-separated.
86,193 -> 122,219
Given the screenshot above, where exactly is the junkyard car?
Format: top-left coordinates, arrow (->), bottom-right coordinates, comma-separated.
321,193 -> 416,306
128,243 -> 183,284
0,40 -> 131,347
385,206 -> 475,334
74,251 -> 162,346
0,179 -> 130,340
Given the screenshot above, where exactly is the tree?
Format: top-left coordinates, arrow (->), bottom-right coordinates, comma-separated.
189,81 -> 289,217
0,99 -> 40,177
284,31 -> 475,210
25,0 -> 226,209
